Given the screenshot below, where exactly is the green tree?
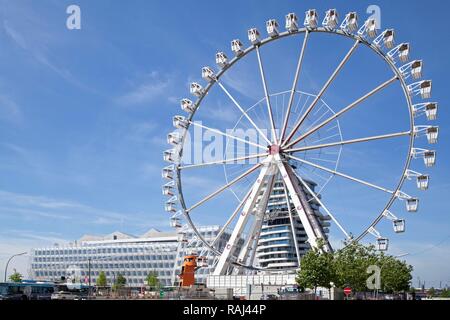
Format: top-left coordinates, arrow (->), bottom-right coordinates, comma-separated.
116,274 -> 126,287
9,270 -> 23,283
96,271 -> 107,287
333,241 -> 378,292
146,271 -> 160,289
296,240 -> 335,293
427,287 -> 435,298
377,254 -> 413,293
440,289 -> 450,298
112,274 -> 127,291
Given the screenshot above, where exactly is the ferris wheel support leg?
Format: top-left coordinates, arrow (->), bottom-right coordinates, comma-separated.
283,182 -> 302,267
275,154 -> 332,252
234,172 -> 276,274
212,157 -> 274,276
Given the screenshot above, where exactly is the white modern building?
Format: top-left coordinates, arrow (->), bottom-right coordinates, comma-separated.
30,226 -> 229,287
255,174 -> 331,271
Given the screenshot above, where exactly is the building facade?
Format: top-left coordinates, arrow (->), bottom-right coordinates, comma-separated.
255,174 -> 331,271
30,226 -> 228,287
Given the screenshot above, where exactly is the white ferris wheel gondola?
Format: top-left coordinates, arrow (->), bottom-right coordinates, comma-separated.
266,19 -> 279,37
285,13 -> 299,32
368,227 -> 389,251
322,9 -> 338,29
357,18 -> 377,38
383,210 -> 406,234
215,52 -> 229,68
412,148 -> 436,167
304,9 -> 318,29
340,12 -> 358,32
412,102 -> 438,121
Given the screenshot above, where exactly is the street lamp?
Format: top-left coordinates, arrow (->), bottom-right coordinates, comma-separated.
4,252 -> 27,282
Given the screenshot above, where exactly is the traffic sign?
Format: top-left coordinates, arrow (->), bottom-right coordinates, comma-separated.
344,287 -> 352,296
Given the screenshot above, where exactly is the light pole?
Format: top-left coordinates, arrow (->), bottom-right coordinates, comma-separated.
4,252 -> 27,282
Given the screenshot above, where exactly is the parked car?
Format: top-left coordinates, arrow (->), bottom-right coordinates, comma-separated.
260,294 -> 278,300
51,291 -> 80,300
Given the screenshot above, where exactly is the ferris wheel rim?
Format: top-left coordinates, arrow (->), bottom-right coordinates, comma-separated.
172,25 -> 416,266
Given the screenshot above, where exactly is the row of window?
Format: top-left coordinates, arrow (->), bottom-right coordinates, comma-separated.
34,245 -> 178,256
32,262 -> 174,269
259,232 -> 290,240
261,239 -> 292,246
33,270 -> 174,277
33,254 -> 176,263
259,253 -> 297,260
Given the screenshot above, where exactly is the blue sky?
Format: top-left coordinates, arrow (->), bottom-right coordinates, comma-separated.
0,0 -> 449,288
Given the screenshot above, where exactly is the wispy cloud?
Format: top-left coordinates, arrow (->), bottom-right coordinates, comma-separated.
1,10 -> 88,90
0,93 -> 22,124
203,101 -> 239,125
0,190 -> 149,227
116,71 -> 174,106
222,71 -> 261,101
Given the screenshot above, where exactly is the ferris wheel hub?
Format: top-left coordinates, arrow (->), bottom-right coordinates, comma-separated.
268,144 -> 281,155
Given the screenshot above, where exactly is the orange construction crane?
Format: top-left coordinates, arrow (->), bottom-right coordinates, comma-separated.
178,254 -> 207,287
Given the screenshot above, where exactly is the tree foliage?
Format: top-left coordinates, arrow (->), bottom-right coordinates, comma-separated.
9,270 -> 23,283
112,273 -> 127,291
96,271 -> 107,287
296,242 -> 335,292
378,253 -> 413,293
333,241 -> 379,291
146,271 -> 160,289
440,289 -> 450,298
296,241 -> 413,293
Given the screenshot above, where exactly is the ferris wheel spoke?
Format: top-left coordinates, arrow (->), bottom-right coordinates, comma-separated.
186,163 -> 262,213
179,153 -> 268,170
255,46 -> 278,145
216,80 -> 272,145
210,187 -> 253,249
187,120 -> 267,151
291,170 -> 351,240
285,75 -> 399,148
183,213 -> 221,256
285,131 -> 411,154
282,39 -> 361,147
301,165 -> 330,184
287,154 -> 394,194
280,31 -> 310,142
301,109 -> 331,134
302,133 -> 341,146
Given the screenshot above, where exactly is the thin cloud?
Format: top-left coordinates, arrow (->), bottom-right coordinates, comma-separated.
0,190 -> 149,227
2,18 -> 88,90
117,71 -> 174,106
0,94 -> 22,124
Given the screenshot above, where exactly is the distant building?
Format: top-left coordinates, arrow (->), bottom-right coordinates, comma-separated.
30,226 -> 229,287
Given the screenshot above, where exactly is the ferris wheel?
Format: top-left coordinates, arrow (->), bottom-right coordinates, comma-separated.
162,9 -> 438,275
